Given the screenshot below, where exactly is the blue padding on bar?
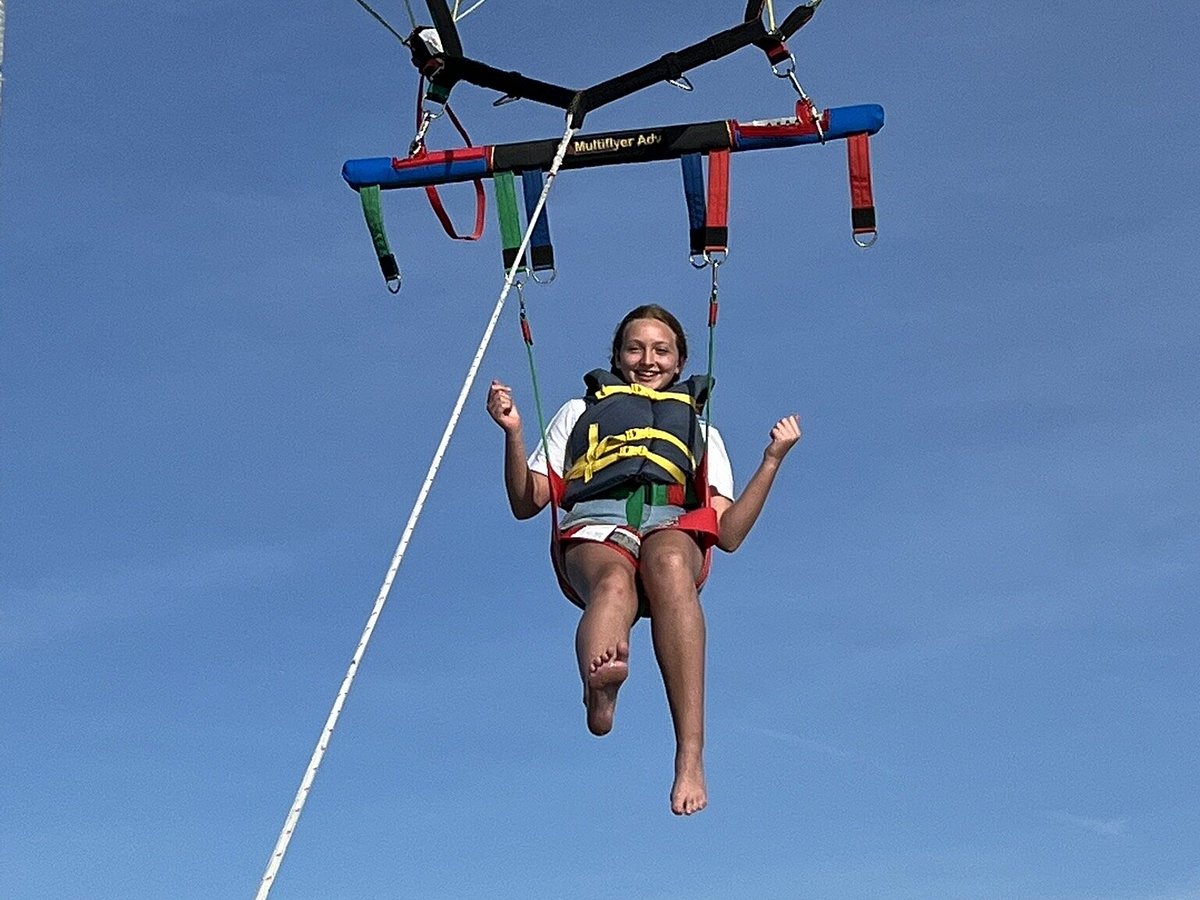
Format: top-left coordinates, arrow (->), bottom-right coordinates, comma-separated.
520,170 -> 554,269
827,104 -> 885,138
342,155 -> 491,190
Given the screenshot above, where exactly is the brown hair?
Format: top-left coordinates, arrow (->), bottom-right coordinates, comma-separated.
609,305 -> 688,383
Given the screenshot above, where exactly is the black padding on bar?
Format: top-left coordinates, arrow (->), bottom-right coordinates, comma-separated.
851,207 -> 877,231
492,120 -> 734,173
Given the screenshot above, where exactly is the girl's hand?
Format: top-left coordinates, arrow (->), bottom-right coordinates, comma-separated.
764,414 -> 802,462
487,379 -> 522,433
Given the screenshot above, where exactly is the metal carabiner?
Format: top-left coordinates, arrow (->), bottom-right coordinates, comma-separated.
708,255 -> 722,303
668,74 -> 695,92
772,52 -> 825,142
409,109 -> 436,156
798,93 -> 826,143
771,54 -> 797,80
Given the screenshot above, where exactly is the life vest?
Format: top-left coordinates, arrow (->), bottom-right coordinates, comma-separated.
561,369 -> 712,510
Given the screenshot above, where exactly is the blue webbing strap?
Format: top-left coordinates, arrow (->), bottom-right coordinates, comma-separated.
681,153 -> 707,260
520,170 -> 555,272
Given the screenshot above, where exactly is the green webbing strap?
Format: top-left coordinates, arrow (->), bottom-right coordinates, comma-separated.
518,295 -> 554,507
703,265 -> 720,459
623,484 -> 674,530
492,171 -> 527,274
358,185 -> 401,293
626,490 -> 645,530
425,82 -> 452,106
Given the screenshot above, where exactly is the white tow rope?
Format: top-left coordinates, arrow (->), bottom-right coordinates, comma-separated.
255,121 -> 578,900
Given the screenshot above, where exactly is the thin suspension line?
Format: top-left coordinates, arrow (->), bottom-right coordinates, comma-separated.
254,120 -> 579,900
350,0 -> 411,44
454,0 -> 490,22
0,0 -> 7,129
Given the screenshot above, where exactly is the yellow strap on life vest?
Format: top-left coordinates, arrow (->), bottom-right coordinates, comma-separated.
592,382 -> 697,405
564,424 -> 692,485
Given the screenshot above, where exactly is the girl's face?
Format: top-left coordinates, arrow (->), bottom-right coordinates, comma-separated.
615,318 -> 683,391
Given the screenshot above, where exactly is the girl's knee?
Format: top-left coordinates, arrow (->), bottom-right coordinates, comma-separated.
640,540 -> 701,589
586,563 -> 638,607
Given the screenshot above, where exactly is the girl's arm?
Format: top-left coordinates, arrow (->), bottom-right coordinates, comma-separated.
711,415 -> 802,552
488,380 -> 550,519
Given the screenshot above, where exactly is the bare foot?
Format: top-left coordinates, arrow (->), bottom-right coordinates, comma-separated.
584,641 -> 629,736
670,755 -> 707,816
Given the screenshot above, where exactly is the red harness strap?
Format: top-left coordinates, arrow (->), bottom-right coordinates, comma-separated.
704,149 -> 731,258
414,79 -> 486,242
847,132 -> 877,245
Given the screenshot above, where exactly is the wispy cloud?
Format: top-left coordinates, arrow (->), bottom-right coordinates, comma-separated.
1047,809 -> 1129,836
750,726 -> 852,759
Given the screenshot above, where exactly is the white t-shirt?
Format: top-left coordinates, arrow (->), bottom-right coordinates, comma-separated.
527,398 -> 735,499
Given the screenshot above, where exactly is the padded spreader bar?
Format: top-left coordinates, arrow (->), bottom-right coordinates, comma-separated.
343,104 -> 884,190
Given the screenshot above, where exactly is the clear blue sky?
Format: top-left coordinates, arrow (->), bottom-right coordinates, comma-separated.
3,2 -> 1198,898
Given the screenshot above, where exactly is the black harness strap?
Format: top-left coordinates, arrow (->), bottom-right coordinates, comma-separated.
568,18 -> 768,126
409,1 -> 822,126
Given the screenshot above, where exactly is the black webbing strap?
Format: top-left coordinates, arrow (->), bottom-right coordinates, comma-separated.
408,2 -> 820,125
423,53 -> 579,109
747,1 -> 820,41
568,18 -> 767,126
744,0 -> 819,53
409,1 -> 575,108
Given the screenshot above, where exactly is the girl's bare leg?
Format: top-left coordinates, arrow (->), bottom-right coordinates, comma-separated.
639,529 -> 708,816
563,542 -> 640,736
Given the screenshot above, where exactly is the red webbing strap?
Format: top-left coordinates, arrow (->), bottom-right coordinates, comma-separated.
847,132 -> 877,243
675,453 -> 718,590
705,149 -> 730,256
546,467 -> 585,607
415,79 -> 487,242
